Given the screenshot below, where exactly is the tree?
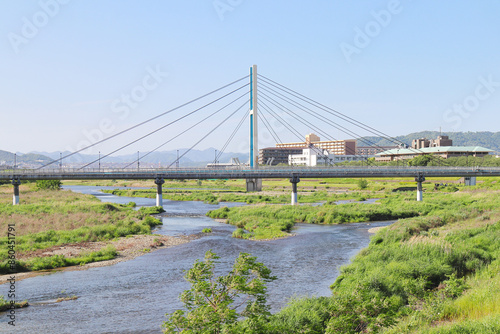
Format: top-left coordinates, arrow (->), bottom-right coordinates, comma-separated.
163,250 -> 277,333
408,155 -> 433,166
35,180 -> 61,190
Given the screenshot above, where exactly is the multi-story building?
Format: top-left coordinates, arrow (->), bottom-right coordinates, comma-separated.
289,148 -> 373,166
275,133 -> 357,155
259,147 -> 305,165
412,135 -> 453,149
356,146 -> 398,156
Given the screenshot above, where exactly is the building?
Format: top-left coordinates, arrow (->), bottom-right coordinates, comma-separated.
276,133 -> 357,155
259,147 -> 305,165
412,135 -> 453,149
376,146 -> 493,161
356,145 -> 398,156
289,148 -> 373,166
288,148 -> 320,166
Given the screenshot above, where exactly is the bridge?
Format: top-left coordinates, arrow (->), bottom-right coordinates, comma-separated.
5,65 -> 499,206
3,166 -> 498,206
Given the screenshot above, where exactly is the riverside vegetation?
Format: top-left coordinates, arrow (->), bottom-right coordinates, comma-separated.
161,178 -> 500,333
0,181 -> 164,274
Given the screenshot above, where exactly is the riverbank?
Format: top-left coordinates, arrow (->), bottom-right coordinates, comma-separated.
0,183 -> 170,275
0,233 -> 192,284
228,186 -> 500,333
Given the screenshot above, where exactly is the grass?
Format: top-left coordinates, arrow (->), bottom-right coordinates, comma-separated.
208,190 -> 500,240
231,188 -> 500,333
0,295 -> 28,312
0,184 -> 164,274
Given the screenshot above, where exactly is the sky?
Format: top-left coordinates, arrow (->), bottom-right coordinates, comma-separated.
1,0 -> 499,156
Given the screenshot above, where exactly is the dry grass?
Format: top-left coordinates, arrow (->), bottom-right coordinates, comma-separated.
0,185 -> 130,236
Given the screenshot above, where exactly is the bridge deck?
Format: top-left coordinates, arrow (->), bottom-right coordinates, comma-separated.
2,167 -> 500,180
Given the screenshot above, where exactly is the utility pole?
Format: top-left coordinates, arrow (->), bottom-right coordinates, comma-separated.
60,152 -> 62,169
137,151 -> 140,171
14,153 -> 16,169
215,149 -> 217,166
176,150 -> 179,168
98,151 -> 101,171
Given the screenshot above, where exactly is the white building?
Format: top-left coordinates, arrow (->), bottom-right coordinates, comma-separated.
288,148 -> 320,166
289,148 -> 372,166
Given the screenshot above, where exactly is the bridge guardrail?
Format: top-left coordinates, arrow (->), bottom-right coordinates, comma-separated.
1,166 -> 500,180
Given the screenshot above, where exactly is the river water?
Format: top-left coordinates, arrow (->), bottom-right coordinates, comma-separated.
4,186 -> 393,334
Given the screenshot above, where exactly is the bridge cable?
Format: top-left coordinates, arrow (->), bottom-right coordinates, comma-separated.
260,93 -> 375,166
213,109 -> 249,164
258,74 -> 449,167
168,100 -> 249,169
259,98 -> 342,165
259,82 -> 380,148
79,83 -> 249,169
38,75 -> 249,169
123,91 -> 250,169
259,85 -> 385,165
258,108 -> 282,145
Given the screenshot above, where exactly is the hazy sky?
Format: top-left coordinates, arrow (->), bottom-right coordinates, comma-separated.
1,0 -> 499,156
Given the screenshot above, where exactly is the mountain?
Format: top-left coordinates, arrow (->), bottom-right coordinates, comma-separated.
29,148 -> 249,166
0,150 -> 53,165
359,131 -> 500,152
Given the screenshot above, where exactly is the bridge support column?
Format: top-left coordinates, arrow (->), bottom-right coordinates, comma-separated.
464,176 -> 476,186
155,177 -> 165,207
246,179 -> 262,192
290,176 -> 300,206
12,178 -> 20,205
415,173 -> 425,202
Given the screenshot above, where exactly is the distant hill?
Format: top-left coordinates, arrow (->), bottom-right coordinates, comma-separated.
29,148 -> 249,166
0,150 -> 53,165
359,131 -> 500,152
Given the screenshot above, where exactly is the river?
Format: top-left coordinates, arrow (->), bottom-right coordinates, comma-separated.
4,186 -> 393,334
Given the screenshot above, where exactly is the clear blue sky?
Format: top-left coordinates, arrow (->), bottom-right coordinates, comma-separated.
1,0 -> 499,156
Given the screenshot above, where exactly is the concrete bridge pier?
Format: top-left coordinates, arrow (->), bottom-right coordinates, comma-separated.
246,178 -> 262,192
415,173 -> 425,202
12,178 -> 20,205
290,176 -> 300,206
155,177 -> 165,207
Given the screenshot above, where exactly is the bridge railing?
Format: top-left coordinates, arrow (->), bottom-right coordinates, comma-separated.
1,165 -> 498,178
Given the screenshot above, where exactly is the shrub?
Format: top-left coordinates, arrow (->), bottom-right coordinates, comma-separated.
357,179 -> 368,190
35,180 -> 61,191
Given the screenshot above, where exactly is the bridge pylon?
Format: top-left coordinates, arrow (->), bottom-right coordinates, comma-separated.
246,64 -> 262,192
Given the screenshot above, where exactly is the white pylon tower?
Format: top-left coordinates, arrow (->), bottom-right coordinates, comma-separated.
249,64 -> 258,169
247,65 -> 262,191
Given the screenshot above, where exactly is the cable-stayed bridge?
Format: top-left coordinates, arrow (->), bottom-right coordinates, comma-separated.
3,65 -> 499,205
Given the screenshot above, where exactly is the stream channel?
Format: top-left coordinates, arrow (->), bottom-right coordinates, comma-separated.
5,186 -> 394,334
